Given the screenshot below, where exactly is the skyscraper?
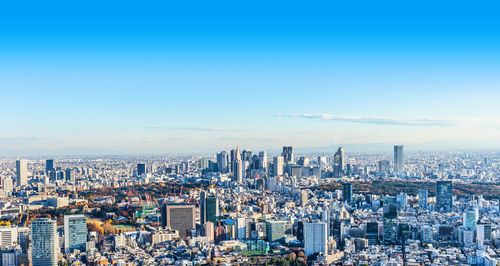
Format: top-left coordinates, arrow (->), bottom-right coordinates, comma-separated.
273,155 -> 284,176
393,145 -> 404,174
436,181 -> 453,212
342,183 -> 353,203
161,204 -> 195,237
31,218 -> 58,266
16,159 -> 27,186
205,196 -> 219,225
282,146 -> 293,164
304,222 -> 328,256
216,151 -> 229,173
137,163 -> 146,176
258,151 -> 268,169
199,191 -> 207,225
333,147 -> 345,177
64,215 -> 87,253
45,159 -> 54,172
418,189 -> 428,210
366,222 -> 379,245
383,197 -> 398,244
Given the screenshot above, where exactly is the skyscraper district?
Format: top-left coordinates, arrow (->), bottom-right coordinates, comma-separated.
0,147 -> 498,265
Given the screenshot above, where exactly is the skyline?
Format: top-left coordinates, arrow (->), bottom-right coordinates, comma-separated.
1,0 -> 500,154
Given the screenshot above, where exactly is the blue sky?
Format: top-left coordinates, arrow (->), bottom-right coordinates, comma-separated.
1,0 -> 499,154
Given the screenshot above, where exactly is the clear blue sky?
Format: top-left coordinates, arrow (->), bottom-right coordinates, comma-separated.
1,0 -> 499,154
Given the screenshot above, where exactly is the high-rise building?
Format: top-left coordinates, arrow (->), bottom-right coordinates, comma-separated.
31,218 -> 58,266
45,159 -> 54,172
304,222 -> 328,256
205,196 -> 219,225
65,168 -> 76,183
333,147 -> 345,177
378,160 -> 390,173
242,150 -> 252,161
137,163 -> 146,176
393,145 -> 404,174
266,221 -> 286,243
418,189 -> 428,210
161,204 -> 195,237
282,146 -> 293,164
273,156 -> 284,176
16,159 -> 28,187
383,197 -> 398,244
216,151 -> 229,173
199,191 -> 207,225
365,222 -> 379,245
0,226 -> 18,248
2,177 -> 13,193
258,151 -> 268,170
64,215 -> 87,253
462,208 -> 478,230
342,183 -> 353,203
436,181 -> 453,212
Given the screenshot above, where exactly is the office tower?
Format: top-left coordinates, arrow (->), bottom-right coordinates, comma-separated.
318,156 -> 326,171
45,159 -> 54,172
383,197 -> 398,244
365,222 -> 379,245
65,168 -> 76,183
198,158 -> 210,172
463,208 -> 478,230
233,159 -> 243,183
397,192 -> 408,209
205,196 -> 219,225
282,146 -> 293,163
230,147 -> 241,169
31,218 -> 58,266
273,155 -> 284,176
333,147 -> 345,177
16,159 -> 27,186
418,189 -> 428,210
436,181 -> 453,212
137,163 -> 146,176
342,183 -> 353,203
266,221 -> 286,243
304,222 -> 328,256
378,160 -> 390,173
161,204 -> 195,237
421,225 -> 433,243
0,226 -> 18,248
477,223 -> 492,244
300,190 -> 309,207
199,191 -> 206,225
2,177 -> 13,193
242,150 -> 252,161
393,145 -> 404,174
216,151 -> 229,173
258,151 -> 268,169
64,215 -> 87,253
202,221 -> 214,243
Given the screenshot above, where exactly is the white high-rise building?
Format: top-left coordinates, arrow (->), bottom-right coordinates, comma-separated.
236,217 -> 246,240
31,218 -> 58,266
2,177 -> 13,193
421,225 -> 433,243
16,159 -> 28,186
64,214 -> 87,253
258,151 -> 267,170
273,156 -> 284,176
304,222 -> 328,256
0,226 -> 18,248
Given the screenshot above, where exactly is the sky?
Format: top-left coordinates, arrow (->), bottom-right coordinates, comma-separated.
1,0 -> 500,155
